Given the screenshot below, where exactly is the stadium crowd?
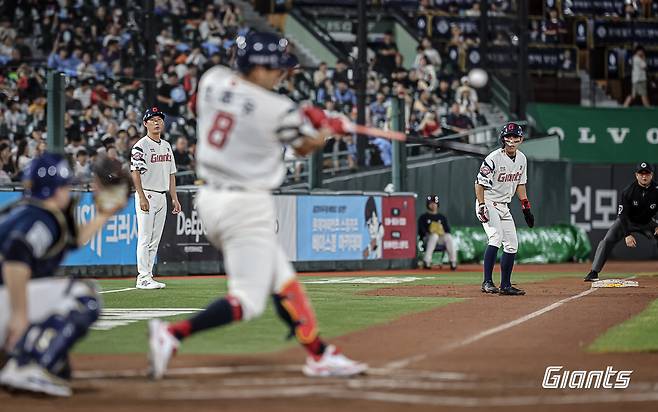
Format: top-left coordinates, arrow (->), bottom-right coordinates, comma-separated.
0,0 -> 490,184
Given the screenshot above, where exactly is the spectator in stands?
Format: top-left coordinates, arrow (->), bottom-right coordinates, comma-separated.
315,79 -> 334,106
416,55 -> 438,91
66,134 -> 86,157
418,112 -> 442,138
623,1 -> 639,19
0,142 -> 15,182
73,79 -> 93,109
173,136 -> 193,171
624,45 -> 651,108
445,103 -> 474,135
375,31 -> 398,79
413,89 -> 436,115
437,78 -> 455,110
456,77 -> 479,114
465,2 -> 481,16
157,73 -> 183,125
199,10 -> 225,46
15,139 -> 31,172
368,92 -> 388,128
314,62 -> 328,87
333,80 -> 357,113
414,37 -> 441,69
542,8 -> 566,44
332,59 -> 350,84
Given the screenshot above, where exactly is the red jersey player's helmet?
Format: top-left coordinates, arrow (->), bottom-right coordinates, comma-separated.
499,122 -> 524,148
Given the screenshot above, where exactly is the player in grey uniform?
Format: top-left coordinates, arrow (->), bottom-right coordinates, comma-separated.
130,107 -> 181,290
474,122 -> 535,295
146,32 -> 366,379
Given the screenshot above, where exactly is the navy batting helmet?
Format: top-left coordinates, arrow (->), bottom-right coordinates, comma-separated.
236,32 -> 292,74
23,153 -> 73,199
426,195 -> 440,208
499,122 -> 524,148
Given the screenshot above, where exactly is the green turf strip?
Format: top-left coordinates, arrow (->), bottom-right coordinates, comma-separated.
75,278 -> 459,354
589,297 -> 658,353
74,271 -> 588,355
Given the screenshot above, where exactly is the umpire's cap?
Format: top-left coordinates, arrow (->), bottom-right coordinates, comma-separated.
143,106 -> 166,123
426,195 -> 440,207
636,162 -> 654,174
23,152 -> 73,199
236,32 -> 296,74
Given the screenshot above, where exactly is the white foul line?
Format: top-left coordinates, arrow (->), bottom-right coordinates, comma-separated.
99,287 -> 137,294
385,287 -> 598,369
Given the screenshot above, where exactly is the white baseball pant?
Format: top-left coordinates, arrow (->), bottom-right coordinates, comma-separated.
0,278 -> 101,345
476,201 -> 518,253
195,187 -> 296,320
136,191 -> 167,281
423,233 -> 457,265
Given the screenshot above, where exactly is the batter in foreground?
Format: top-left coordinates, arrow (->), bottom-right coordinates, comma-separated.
147,32 -> 367,378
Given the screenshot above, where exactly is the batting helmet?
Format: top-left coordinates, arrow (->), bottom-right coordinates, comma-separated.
23,153 -> 73,199
236,32 -> 293,74
426,195 -> 440,208
499,122 -> 524,148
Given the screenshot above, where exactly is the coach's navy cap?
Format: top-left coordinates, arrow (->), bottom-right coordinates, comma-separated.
143,106 -> 166,123
636,162 -> 654,174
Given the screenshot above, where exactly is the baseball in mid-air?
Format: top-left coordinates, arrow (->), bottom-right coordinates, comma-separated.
468,68 -> 489,88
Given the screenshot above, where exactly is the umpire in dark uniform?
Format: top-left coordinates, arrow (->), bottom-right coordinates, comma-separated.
585,162 -> 658,281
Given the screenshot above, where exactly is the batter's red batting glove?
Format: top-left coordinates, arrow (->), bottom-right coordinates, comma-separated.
521,199 -> 535,228
301,105 -> 351,135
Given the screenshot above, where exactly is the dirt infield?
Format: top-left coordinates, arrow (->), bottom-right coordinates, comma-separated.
3,262 -> 658,411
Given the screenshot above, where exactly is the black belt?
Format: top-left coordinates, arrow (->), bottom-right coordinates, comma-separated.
144,189 -> 167,194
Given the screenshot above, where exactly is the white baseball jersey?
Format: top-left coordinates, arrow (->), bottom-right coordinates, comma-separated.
195,66 -> 316,191
130,136 -> 177,191
475,148 -> 527,203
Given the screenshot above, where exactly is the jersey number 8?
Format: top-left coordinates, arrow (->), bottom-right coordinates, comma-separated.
208,112 -> 235,149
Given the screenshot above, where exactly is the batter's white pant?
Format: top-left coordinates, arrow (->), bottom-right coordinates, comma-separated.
136,191 -> 167,281
0,278 -> 101,345
196,187 -> 296,321
476,200 -> 518,254
423,233 -> 457,265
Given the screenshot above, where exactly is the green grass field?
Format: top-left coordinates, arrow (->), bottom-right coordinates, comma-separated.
74,271 -> 658,355
589,297 -> 658,353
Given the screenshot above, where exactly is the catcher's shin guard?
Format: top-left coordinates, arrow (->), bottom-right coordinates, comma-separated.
272,280 -> 318,344
9,282 -> 101,374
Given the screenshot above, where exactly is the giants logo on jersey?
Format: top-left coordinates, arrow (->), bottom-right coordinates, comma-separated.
151,153 -> 172,163
497,171 -> 523,182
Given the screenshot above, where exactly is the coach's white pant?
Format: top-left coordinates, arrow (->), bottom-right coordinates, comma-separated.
476,201 -> 518,254
136,191 -> 167,281
0,278 -> 101,345
196,187 -> 296,321
423,233 -> 457,265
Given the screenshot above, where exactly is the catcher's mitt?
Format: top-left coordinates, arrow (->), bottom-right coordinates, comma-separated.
92,156 -> 131,214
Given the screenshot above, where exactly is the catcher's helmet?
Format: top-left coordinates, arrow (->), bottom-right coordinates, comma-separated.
426,195 -> 440,208
23,153 -> 73,199
236,32 -> 294,74
499,122 -> 524,148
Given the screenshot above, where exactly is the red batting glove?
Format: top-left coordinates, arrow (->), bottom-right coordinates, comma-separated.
301,106 -> 328,129
521,199 -> 531,210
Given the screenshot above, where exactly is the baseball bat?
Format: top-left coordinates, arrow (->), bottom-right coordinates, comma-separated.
349,124 -> 407,142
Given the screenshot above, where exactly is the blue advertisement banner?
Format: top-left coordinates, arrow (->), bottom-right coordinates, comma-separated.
297,196 -> 383,261
0,192 -> 137,266
65,193 -> 137,266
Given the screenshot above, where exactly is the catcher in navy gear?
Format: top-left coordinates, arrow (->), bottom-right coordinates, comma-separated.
0,153 -> 128,397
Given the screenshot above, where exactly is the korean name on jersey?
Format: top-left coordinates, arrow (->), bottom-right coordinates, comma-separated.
195,66 -> 313,191
476,149 -> 527,203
